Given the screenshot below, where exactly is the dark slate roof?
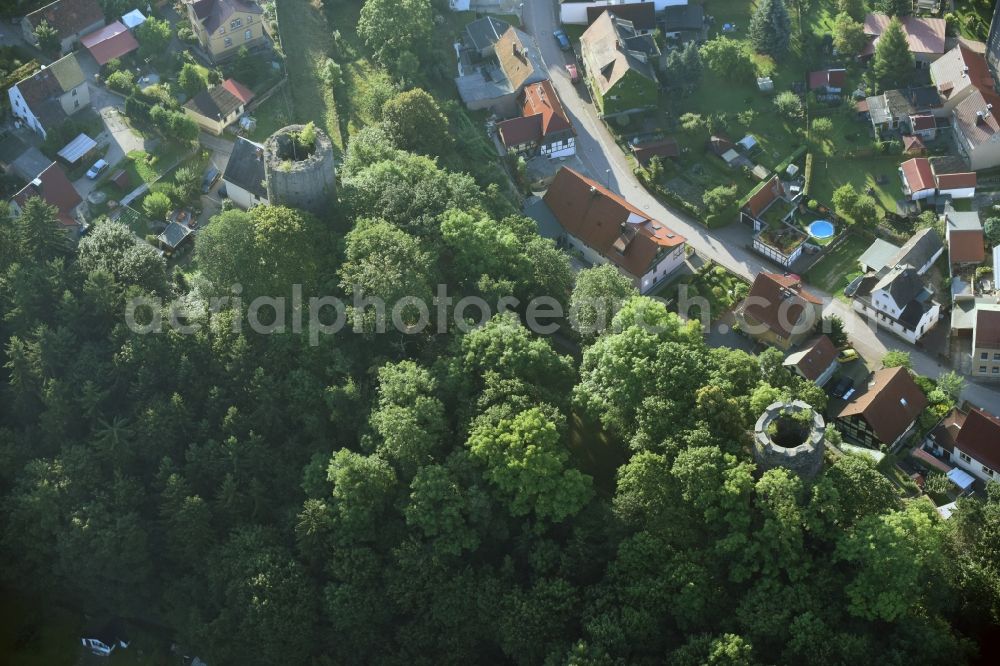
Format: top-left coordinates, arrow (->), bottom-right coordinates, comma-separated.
588,2 -> 656,31
25,0 -> 104,38
158,221 -> 192,249
183,84 -> 245,121
466,16 -> 511,52
889,227 -> 944,269
190,0 -> 263,34
874,264 -> 926,308
662,3 -> 705,32
222,136 -> 267,199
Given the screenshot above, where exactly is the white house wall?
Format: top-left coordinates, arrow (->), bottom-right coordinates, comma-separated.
224,181 -> 268,210
639,244 -> 685,293
950,446 -> 998,482
939,186 -> 975,199
8,85 -> 45,137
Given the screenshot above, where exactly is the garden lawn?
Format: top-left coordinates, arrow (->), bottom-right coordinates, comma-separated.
654,262 -> 749,320
811,154 -> 904,213
277,0 -> 342,150
248,90 -> 294,142
804,233 -> 872,297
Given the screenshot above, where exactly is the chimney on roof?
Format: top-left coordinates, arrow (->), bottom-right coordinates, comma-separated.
589,186 -> 598,195
31,177 -> 42,188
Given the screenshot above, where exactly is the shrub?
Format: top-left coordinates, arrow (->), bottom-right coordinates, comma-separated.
106,69 -> 135,94
774,91 -> 802,119
143,191 -> 172,220
812,117 -> 834,135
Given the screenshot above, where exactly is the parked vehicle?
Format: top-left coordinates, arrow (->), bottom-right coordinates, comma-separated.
202,165 -> 221,193
830,376 -> 853,399
553,29 -> 570,51
86,159 -> 109,179
838,348 -> 859,363
565,63 -> 579,83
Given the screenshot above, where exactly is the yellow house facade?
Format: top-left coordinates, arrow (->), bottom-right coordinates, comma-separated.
185,0 -> 267,62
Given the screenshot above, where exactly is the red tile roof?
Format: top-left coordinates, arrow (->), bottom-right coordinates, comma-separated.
25,0 -> 104,38
81,21 -> 139,65
864,13 -> 946,55
900,157 -> 935,192
787,335 -> 837,381
498,80 -> 574,149
902,135 -> 926,153
948,229 -> 985,264
837,367 -> 928,445
740,272 -> 822,341
935,171 -> 977,190
808,68 -> 846,90
910,114 -> 935,130
221,79 -> 255,105
631,138 -> 679,166
955,408 -> 1000,472
976,308 -> 1000,349
743,175 -> 784,218
11,162 -> 82,227
543,167 -> 685,279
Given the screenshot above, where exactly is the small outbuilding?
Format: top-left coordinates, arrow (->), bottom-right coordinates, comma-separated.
56,133 -> 97,165
157,221 -> 193,250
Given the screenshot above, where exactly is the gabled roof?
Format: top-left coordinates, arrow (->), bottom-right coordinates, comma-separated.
631,138 -> 679,166
581,12 -> 658,96
662,3 -> 705,32
889,227 -> 944,269
808,69 -> 846,90
864,13 -> 946,55
743,175 -> 784,218
931,44 -> 994,99
222,136 -> 267,200
783,335 -> 837,381
465,16 -> 511,52
900,157 -> 935,192
902,135 -> 926,153
953,88 -> 1000,150
948,229 -> 986,264
873,264 -> 927,308
497,80 -> 574,148
587,2 -> 656,31
81,21 -> 140,65
936,171 -> 977,190
11,162 -> 82,227
13,53 -> 85,127
945,210 -> 982,232
975,307 -> 1000,349
24,0 -> 104,38
741,272 -> 821,341
221,78 -> 255,104
955,408 -> 1000,471
495,27 -> 546,92
859,238 -> 900,273
189,0 -> 263,34
158,221 -> 192,249
927,407 -> 966,454
543,167 -> 684,279
838,367 -> 928,444
910,113 -> 935,130
184,83 -> 246,120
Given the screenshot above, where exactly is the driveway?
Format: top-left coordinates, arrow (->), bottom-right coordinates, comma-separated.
521,0 -> 1000,414
74,85 -> 154,197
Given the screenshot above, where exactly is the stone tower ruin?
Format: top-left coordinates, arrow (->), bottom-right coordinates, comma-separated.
753,400 -> 826,478
263,124 -> 336,214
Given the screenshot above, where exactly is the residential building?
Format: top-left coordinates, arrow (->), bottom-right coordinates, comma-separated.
863,86 -> 941,133
862,13 -> 947,66
8,53 -> 89,139
182,79 -> 255,135
9,162 -> 83,235
559,0 -> 686,26
456,27 -> 546,114
184,0 -> 267,62
972,306 -> 1000,380
945,210 -> 986,268
851,263 -> 942,343
222,137 -> 268,209
808,69 -> 846,92
540,167 -> 686,293
950,407 -> 1000,482
80,21 -> 140,66
739,176 -> 808,267
734,273 -> 822,350
496,80 -> 576,158
930,44 -> 995,116
21,0 -> 105,55
899,157 -> 936,200
661,3 -> 705,41
836,366 -> 928,449
465,16 -> 511,58
909,113 -> 936,140
936,171 -> 977,199
630,138 -> 679,166
586,2 -> 656,33
782,335 -> 839,387
857,228 -> 943,277
952,88 -> 1000,171
580,11 -> 660,117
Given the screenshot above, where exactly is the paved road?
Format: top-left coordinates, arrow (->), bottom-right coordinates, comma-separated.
522,0 -> 1000,414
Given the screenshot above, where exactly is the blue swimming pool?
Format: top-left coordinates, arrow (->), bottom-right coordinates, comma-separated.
808,220 -> 835,239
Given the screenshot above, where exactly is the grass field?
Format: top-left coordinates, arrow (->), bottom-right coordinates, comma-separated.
276,0 -> 342,151
804,233 -> 872,297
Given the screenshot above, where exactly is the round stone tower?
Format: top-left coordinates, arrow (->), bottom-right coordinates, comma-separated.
753,400 -> 825,478
263,124 -> 336,214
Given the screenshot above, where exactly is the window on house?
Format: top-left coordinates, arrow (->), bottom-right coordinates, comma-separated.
245,29 -> 252,41
982,352 -> 989,360
74,100 -> 79,108
72,88 -> 77,96
960,452 -> 972,463
231,18 -> 242,29
994,353 -> 1000,361
980,366 -> 988,373
224,37 -> 232,47
984,466 -> 995,477
247,15 -> 253,23
218,27 -> 225,34
994,367 -> 999,374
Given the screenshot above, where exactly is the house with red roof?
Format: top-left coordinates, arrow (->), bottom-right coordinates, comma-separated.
972,306 -> 1000,380
936,171 -> 977,199
836,366 -> 928,449
950,407 -> 1000,482
81,21 -> 140,65
735,272 -> 822,350
540,167 -> 686,293
9,162 -> 83,235
182,79 -> 255,135
862,13 -> 947,65
21,0 -> 105,56
807,68 -> 845,92
899,157 -> 936,200
782,335 -> 839,387
496,80 -> 575,158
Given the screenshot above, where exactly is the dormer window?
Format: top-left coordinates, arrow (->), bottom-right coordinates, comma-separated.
218,27 -> 225,34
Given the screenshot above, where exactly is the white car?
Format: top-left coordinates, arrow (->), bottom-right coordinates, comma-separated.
86,159 -> 109,179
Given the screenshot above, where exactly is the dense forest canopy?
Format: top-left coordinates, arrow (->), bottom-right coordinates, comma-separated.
2,125 -> 999,664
